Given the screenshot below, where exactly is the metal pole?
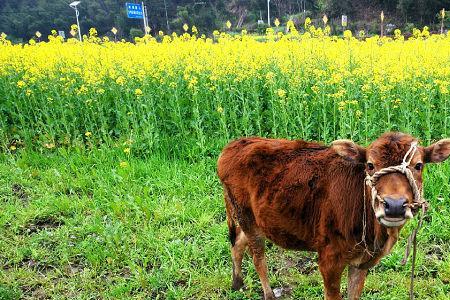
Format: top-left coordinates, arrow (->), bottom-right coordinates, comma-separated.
145,5 -> 149,34
267,0 -> 270,26
441,9 -> 445,34
75,8 -> 82,41
163,0 -> 170,32
142,2 -> 147,34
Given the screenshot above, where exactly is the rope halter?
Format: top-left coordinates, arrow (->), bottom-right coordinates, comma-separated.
364,141 -> 428,220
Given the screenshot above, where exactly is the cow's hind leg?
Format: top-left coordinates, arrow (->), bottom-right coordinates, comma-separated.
247,235 -> 274,300
347,266 -> 368,300
231,227 -> 248,290
225,192 -> 248,291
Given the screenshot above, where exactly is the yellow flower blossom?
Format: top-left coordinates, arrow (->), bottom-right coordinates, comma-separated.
135,88 -> 143,96
277,89 -> 286,98
116,76 -> 126,86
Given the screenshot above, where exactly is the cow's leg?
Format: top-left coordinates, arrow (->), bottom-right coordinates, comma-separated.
231,227 -> 248,290
224,191 -> 248,290
318,249 -> 345,300
347,266 -> 368,300
247,235 -> 274,300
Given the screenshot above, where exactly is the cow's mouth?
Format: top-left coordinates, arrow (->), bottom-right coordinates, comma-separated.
378,216 -> 406,227
374,204 -> 414,228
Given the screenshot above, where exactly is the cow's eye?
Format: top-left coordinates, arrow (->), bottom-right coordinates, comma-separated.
415,163 -> 423,171
367,162 -> 374,170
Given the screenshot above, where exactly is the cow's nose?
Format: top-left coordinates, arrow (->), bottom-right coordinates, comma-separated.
383,197 -> 407,217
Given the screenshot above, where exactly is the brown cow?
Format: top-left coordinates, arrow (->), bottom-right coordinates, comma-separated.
217,132 -> 450,300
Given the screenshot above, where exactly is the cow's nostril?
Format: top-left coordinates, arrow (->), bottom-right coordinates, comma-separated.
383,197 -> 407,217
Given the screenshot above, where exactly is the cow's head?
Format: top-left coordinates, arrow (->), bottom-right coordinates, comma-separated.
332,132 -> 450,228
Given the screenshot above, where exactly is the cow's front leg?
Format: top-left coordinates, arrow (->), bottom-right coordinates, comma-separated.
247,235 -> 274,300
347,266 -> 368,300
318,248 -> 345,300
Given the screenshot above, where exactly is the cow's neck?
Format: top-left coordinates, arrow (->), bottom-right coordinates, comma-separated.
357,225 -> 399,269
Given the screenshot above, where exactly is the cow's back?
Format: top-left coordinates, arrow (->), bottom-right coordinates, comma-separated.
218,137 -> 366,251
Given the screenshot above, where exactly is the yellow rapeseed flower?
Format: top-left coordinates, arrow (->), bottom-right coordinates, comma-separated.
343,30 -> 352,39
135,88 -> 143,96
116,76 -> 126,86
277,89 -> 286,98
274,18 -> 280,27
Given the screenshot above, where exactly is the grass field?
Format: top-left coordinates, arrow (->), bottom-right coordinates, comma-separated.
1,26 -> 450,299
0,148 -> 449,299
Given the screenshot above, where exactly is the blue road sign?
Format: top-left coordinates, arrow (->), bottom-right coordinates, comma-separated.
126,3 -> 144,19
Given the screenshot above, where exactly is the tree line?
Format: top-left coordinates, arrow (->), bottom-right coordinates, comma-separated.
0,0 -> 448,41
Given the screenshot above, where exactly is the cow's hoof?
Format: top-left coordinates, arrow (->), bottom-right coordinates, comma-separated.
231,277 -> 244,291
264,293 -> 276,300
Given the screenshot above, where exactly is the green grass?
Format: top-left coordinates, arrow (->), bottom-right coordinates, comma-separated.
0,149 -> 449,299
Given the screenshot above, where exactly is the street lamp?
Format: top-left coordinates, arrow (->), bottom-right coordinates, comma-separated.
69,1 -> 82,41
267,0 -> 270,26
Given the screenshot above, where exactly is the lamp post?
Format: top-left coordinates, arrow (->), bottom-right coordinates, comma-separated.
267,0 -> 270,26
69,1 -> 82,41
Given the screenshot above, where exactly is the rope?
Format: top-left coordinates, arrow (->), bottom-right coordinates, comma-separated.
400,204 -> 428,300
357,183 -> 373,257
362,141 -> 429,300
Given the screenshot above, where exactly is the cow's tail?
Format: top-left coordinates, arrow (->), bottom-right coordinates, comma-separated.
224,186 -> 238,247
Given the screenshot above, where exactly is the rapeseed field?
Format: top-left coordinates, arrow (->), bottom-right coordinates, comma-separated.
0,24 -> 449,156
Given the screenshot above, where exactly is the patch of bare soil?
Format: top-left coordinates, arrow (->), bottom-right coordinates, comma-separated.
20,216 -> 64,234
275,252 -> 317,275
12,183 -> 28,202
18,258 -> 55,273
20,283 -> 48,300
63,187 -> 93,199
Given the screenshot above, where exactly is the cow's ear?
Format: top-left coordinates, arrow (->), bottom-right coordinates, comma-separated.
424,139 -> 450,163
331,139 -> 366,162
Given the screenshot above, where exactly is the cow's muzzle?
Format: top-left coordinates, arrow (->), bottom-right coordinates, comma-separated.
375,197 -> 414,227
385,197 -> 406,217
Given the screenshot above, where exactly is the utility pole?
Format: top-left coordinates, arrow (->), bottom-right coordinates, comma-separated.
144,3 -> 150,34
142,2 -> 147,34
441,8 -> 445,35
267,0 -> 270,26
163,0 -> 170,32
